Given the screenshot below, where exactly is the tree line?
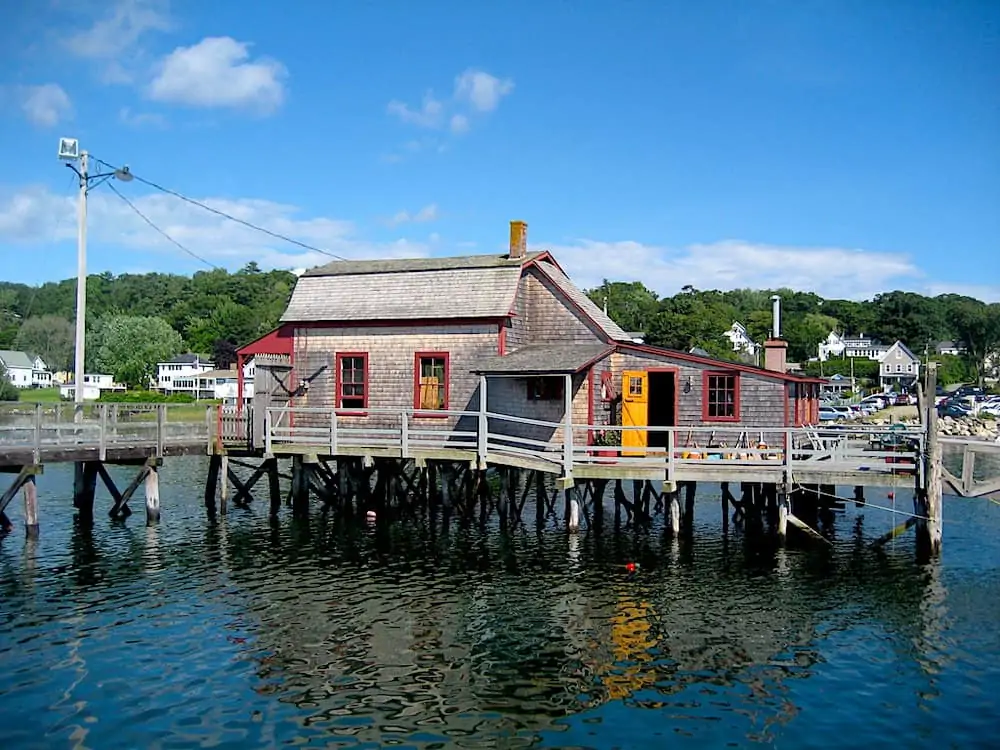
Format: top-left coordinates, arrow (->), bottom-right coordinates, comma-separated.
585,281 -> 1000,384
1,264 -> 997,391
0,262 -> 295,389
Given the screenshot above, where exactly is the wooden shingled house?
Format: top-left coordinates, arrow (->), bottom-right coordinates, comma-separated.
239,221 -> 821,450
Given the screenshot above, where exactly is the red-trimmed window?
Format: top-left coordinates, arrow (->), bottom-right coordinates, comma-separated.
337,353 -> 368,410
414,352 -> 449,412
703,371 -> 740,422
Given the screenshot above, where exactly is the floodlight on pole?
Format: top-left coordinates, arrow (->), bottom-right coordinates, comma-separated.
58,139 -> 133,407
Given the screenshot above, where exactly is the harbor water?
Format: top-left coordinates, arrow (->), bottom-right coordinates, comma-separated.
1,455 -> 999,749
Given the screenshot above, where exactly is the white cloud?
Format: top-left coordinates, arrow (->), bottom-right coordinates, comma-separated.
387,93 -> 443,128
453,69 -> 514,112
63,0 -> 173,83
387,204 -> 439,226
387,68 -> 513,136
17,84 -> 73,127
538,238 -> 928,300
148,37 -> 286,113
119,106 -> 166,128
0,185 -> 430,272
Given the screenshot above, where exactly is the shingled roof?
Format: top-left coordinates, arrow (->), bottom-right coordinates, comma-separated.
473,343 -> 613,375
282,254 -> 543,323
531,260 -> 632,342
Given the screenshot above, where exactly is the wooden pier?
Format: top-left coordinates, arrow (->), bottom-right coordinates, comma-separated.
1,388 -> 997,559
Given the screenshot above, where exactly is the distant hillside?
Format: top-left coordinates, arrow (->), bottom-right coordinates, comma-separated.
0,263 -> 296,369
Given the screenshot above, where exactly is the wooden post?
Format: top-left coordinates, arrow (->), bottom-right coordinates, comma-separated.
219,454 -> 230,514
205,454 -> 221,515
721,481 -> 730,535
145,466 -> 160,524
562,373 -> 573,479
916,362 -> 942,557
33,403 -> 42,464
478,375 -> 488,468
667,488 -> 681,536
777,484 -> 789,544
74,462 -> 98,525
566,484 -> 580,532
683,481 -> 696,535
291,455 -> 309,516
23,474 -> 39,538
156,404 -> 165,457
268,458 -> 282,517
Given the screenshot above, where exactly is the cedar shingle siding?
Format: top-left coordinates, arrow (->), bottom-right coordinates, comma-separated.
255,246 -> 808,448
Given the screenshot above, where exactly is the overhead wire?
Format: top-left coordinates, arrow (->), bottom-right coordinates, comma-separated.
92,156 -> 348,261
105,182 -> 220,270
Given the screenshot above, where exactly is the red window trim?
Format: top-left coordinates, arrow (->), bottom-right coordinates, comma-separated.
701,370 -> 741,423
335,352 -> 369,415
413,351 -> 450,418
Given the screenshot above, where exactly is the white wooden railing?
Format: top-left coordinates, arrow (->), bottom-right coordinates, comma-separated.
0,403 -> 214,462
261,406 -> 926,480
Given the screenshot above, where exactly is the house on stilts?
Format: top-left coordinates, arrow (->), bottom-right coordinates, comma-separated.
237,220 -> 822,454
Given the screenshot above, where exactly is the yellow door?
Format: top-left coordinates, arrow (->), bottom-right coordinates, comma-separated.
621,370 -> 648,456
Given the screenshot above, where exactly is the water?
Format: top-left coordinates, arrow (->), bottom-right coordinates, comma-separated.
2,457 -> 999,749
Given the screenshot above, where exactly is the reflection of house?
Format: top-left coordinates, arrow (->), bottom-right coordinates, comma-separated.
879,341 -> 920,389
157,354 -> 213,395
242,220 -> 824,449
722,321 -> 759,363
58,373 -> 125,401
818,332 -> 889,362
0,350 -> 52,388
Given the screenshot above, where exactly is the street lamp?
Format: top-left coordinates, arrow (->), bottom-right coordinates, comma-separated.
58,137 -> 132,407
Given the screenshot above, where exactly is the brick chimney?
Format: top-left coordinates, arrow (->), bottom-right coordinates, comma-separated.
509,220 -> 527,259
763,294 -> 788,373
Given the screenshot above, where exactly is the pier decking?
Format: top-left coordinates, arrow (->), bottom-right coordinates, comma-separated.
249,406 -> 927,490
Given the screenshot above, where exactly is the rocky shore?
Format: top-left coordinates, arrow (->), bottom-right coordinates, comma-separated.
936,415 -> 999,440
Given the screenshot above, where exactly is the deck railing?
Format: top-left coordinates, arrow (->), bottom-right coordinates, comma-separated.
259,405 -> 926,481
0,403 -> 215,461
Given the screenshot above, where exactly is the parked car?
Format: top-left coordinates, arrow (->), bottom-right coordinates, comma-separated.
938,401 -> 971,418
818,406 -> 842,422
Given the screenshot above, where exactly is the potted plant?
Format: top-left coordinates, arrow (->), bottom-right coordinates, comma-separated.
592,428 -> 620,460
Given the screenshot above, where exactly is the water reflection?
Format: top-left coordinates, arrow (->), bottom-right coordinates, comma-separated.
1,457 -> 997,749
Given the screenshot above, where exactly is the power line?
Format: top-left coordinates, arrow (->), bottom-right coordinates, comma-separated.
93,156 -> 347,261
105,182 -> 220,270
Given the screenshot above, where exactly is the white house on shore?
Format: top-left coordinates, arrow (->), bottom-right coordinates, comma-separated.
0,350 -> 52,388
156,354 -> 214,396
818,332 -> 890,362
58,373 -> 125,401
722,321 -> 759,364
194,365 -> 255,403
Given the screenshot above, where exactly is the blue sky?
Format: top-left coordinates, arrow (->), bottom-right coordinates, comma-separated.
1,0 -> 997,300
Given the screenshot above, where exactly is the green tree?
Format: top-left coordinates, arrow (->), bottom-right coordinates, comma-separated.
90,315 -> 185,388
949,300 -> 1000,386
0,362 -> 18,401
15,315 -> 75,372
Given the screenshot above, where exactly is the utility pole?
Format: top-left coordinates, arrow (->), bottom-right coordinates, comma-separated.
58,138 -> 132,410
74,150 -> 88,408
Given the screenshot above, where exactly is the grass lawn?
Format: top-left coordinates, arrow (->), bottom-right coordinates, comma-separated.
18,387 -> 63,403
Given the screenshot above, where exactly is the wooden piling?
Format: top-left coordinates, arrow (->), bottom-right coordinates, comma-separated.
916,362 -> 943,557
23,474 -> 39,538
567,484 -> 581,532
290,455 -> 309,516
145,466 -> 160,524
683,482 -> 696,535
219,455 -> 229,514
74,462 -> 98,525
205,454 -> 221,515
667,487 -> 681,536
268,458 -> 282,517
721,481 -> 730,535
777,484 -> 789,544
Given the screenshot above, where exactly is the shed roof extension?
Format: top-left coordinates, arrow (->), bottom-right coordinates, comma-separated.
282,254 -> 538,323
473,343 -> 613,375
